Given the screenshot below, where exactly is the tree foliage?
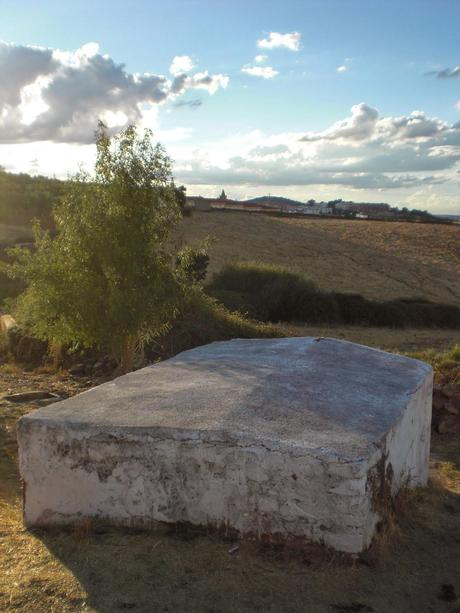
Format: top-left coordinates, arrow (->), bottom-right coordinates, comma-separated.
4,123 -> 185,371
176,240 -> 212,284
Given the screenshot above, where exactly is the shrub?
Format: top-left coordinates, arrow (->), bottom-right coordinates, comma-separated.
176,241 -> 211,283
2,124 -> 185,372
145,289 -> 280,361
209,262 -> 460,329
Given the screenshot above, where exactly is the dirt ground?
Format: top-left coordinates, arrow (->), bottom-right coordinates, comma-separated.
0,358 -> 459,613
177,212 -> 460,306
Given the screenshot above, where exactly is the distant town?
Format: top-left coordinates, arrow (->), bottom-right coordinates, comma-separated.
185,190 -> 445,222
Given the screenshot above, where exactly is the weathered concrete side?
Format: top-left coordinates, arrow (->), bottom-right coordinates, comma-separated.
17,337 -> 433,553
362,370 -> 433,540
18,420 -> 374,552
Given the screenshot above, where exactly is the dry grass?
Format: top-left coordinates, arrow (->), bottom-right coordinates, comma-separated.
0,223 -> 32,244
1,212 -> 460,610
177,212 -> 460,306
0,362 -> 459,612
279,323 -> 460,353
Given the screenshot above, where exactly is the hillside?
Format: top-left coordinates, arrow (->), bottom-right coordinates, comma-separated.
177,211 -> 460,306
0,170 -> 63,228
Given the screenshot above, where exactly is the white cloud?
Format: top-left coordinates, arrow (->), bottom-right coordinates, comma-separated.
456,101 -> 460,110
254,54 -> 267,64
182,71 -> 229,94
301,103 -> 379,142
0,41 -> 228,144
336,65 -> 348,73
169,55 -> 195,76
257,32 -> 301,51
241,65 -> 279,79
170,104 -> 460,198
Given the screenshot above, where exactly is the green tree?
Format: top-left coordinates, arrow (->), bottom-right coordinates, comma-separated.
4,123 -> 184,372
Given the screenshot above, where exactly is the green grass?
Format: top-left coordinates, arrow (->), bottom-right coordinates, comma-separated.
409,344 -> 460,386
146,289 -> 280,361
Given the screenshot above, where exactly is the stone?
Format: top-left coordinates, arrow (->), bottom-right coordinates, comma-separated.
17,337 -> 433,554
436,414 -> 457,434
444,401 -> 459,415
68,363 -> 87,376
432,387 -> 446,411
0,314 -> 17,349
4,390 -> 60,403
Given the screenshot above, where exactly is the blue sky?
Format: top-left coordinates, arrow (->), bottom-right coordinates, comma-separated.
1,0 -> 460,212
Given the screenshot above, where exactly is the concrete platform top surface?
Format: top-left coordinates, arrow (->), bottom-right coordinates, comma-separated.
22,337 -> 432,460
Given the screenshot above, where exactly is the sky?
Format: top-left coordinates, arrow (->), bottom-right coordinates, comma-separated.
1,0 -> 460,213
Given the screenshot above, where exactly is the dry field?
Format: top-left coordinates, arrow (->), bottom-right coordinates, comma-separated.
1,213 -> 460,611
177,212 -> 460,306
0,366 -> 459,613
279,324 -> 460,353
0,223 -> 32,244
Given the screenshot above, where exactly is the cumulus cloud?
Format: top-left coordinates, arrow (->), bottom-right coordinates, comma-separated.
169,55 -> 195,75
172,104 -> 460,192
301,103 -> 379,142
176,154 -> 441,189
257,32 -> 301,51
300,104 -> 456,146
171,70 -> 229,95
241,65 -> 279,79
254,54 -> 267,64
0,41 -> 228,144
336,65 -> 348,73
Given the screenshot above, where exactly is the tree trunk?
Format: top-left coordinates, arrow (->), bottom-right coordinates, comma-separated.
115,336 -> 137,374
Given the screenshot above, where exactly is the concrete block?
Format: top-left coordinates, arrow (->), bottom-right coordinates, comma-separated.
17,337 -> 432,553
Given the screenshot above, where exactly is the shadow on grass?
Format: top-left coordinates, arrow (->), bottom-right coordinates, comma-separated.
33,455 -> 460,612
208,263 -> 460,329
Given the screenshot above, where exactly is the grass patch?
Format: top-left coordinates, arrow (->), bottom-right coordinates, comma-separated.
146,289 -> 280,361
209,262 -> 460,329
409,344 -> 460,386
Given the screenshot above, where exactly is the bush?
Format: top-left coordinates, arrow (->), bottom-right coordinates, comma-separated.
2,124 -> 185,372
208,262 -> 460,329
145,289 -> 280,361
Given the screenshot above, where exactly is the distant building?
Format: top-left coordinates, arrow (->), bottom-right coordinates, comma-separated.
334,201 -> 391,215
186,191 -> 389,218
302,203 -> 333,215
186,196 -> 213,211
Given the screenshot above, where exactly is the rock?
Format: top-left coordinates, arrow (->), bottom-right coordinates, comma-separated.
6,325 -> 48,366
444,401 -> 459,415
17,337 -> 433,554
442,385 -> 457,399
4,390 -> 60,403
68,363 -> 87,376
432,388 -> 446,411
450,391 -> 460,411
0,314 -> 17,350
436,414 -> 458,434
